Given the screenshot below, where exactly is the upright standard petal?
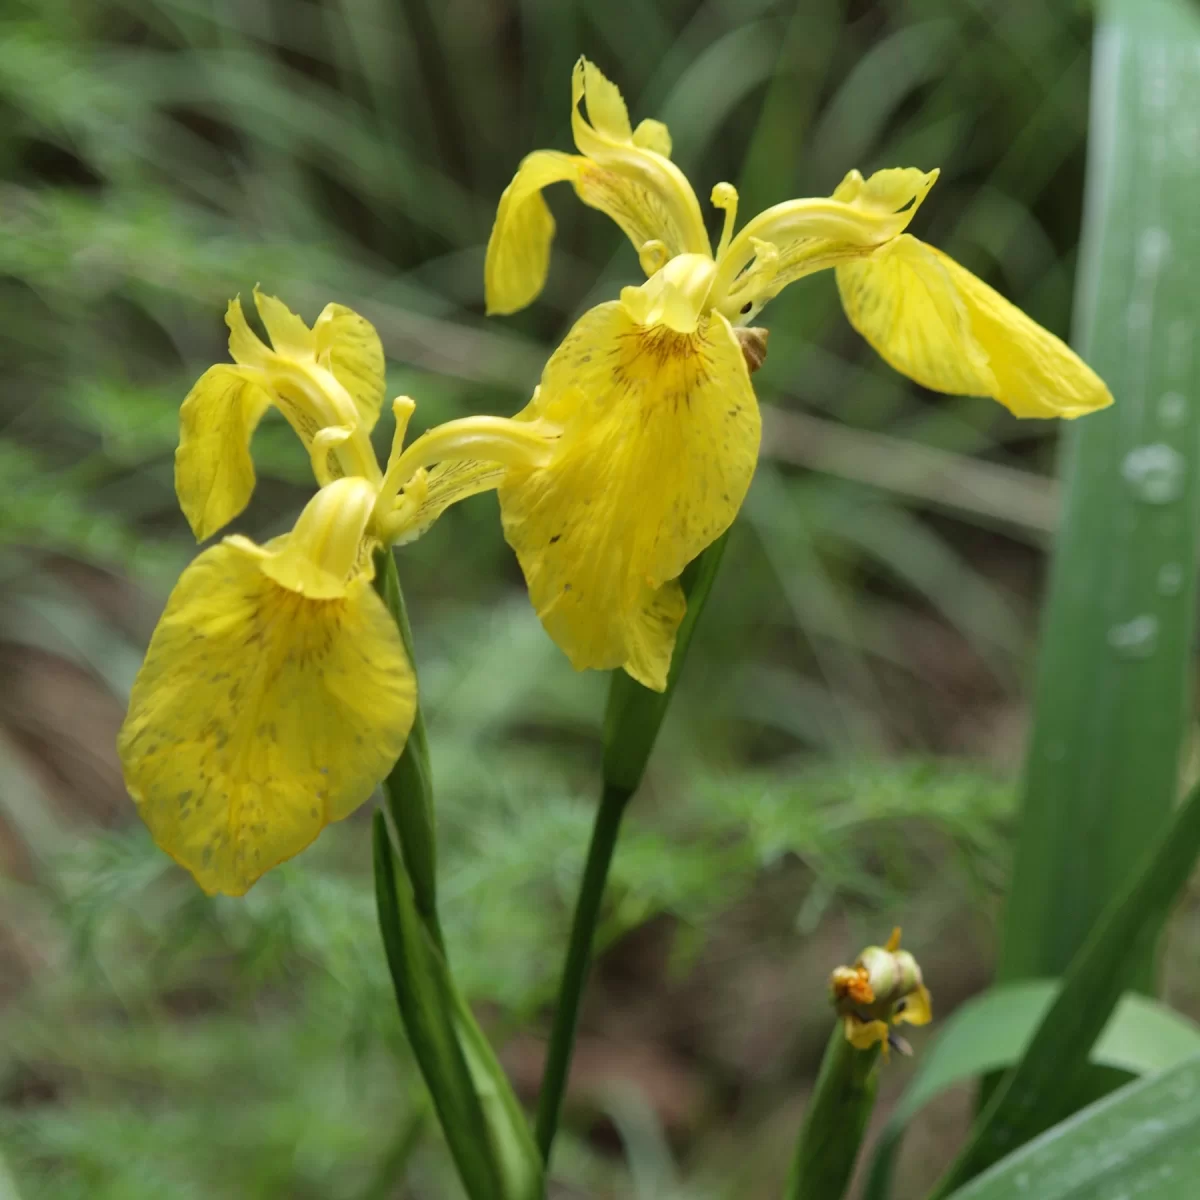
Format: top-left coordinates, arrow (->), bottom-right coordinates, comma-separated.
499,301 -> 760,690
313,303 -> 387,432
175,364 -> 273,540
569,59 -> 709,264
836,235 -> 1113,418
175,291 -> 385,544
226,295 -> 270,368
483,60 -> 709,316
253,287 -> 316,360
118,537 -> 415,896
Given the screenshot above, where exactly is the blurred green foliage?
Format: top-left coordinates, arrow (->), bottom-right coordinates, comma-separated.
0,0 -> 1101,1194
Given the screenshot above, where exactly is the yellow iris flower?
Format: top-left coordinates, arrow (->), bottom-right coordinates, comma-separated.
119,291 -> 550,895
483,58 -> 1113,691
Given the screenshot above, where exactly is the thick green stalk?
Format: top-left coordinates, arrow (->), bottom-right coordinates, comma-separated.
786,1028 -> 882,1200
373,547 -> 441,948
998,0 -> 1200,992
534,531 -> 731,1163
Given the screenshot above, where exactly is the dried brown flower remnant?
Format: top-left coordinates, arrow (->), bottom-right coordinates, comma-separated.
735,326 -> 769,374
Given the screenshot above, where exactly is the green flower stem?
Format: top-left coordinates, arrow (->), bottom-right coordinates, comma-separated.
786,1027 -> 882,1200
533,780 -> 631,1160
535,530 -> 732,1163
374,546 -> 441,949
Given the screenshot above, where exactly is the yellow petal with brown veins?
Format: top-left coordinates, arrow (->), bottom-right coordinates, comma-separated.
499,301 -> 760,689
118,536 -> 414,895
837,235 -> 1113,418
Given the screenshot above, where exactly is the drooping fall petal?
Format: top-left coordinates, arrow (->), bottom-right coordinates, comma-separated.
498,300 -> 760,689
117,536 -> 415,896
836,234 -> 1113,418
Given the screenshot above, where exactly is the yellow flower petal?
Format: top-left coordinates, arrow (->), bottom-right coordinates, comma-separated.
391,459 -> 507,545
896,984 -> 933,1028
175,364 -> 273,541
619,253 -> 716,334
226,295 -> 269,368
253,286 -> 316,359
845,1016 -> 891,1052
577,57 -> 632,140
484,60 -> 708,316
570,59 -> 708,262
632,118 -> 672,158
313,303 -> 386,432
118,537 -> 415,896
259,476 -> 378,599
836,235 -> 1113,418
832,166 -> 937,211
485,150 -> 584,316
499,301 -> 760,689
712,167 -> 939,321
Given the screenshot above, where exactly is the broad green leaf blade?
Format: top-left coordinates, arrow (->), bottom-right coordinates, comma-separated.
372,814 -> 509,1200
999,0 -> 1200,990
373,554 -> 541,1198
864,984 -> 1200,1199
932,774 -> 1200,1195
945,1057 -> 1200,1200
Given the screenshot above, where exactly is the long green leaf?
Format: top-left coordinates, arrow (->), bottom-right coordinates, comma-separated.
864,984 -> 1200,1199
999,0 -> 1200,990
932,775 -> 1200,1195
372,813 -> 507,1199
946,1057 -> 1200,1200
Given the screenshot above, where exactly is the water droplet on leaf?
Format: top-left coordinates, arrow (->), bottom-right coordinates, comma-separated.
1158,562 -> 1185,596
1157,392 -> 1188,429
1121,443 -> 1185,504
1107,614 -> 1159,659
